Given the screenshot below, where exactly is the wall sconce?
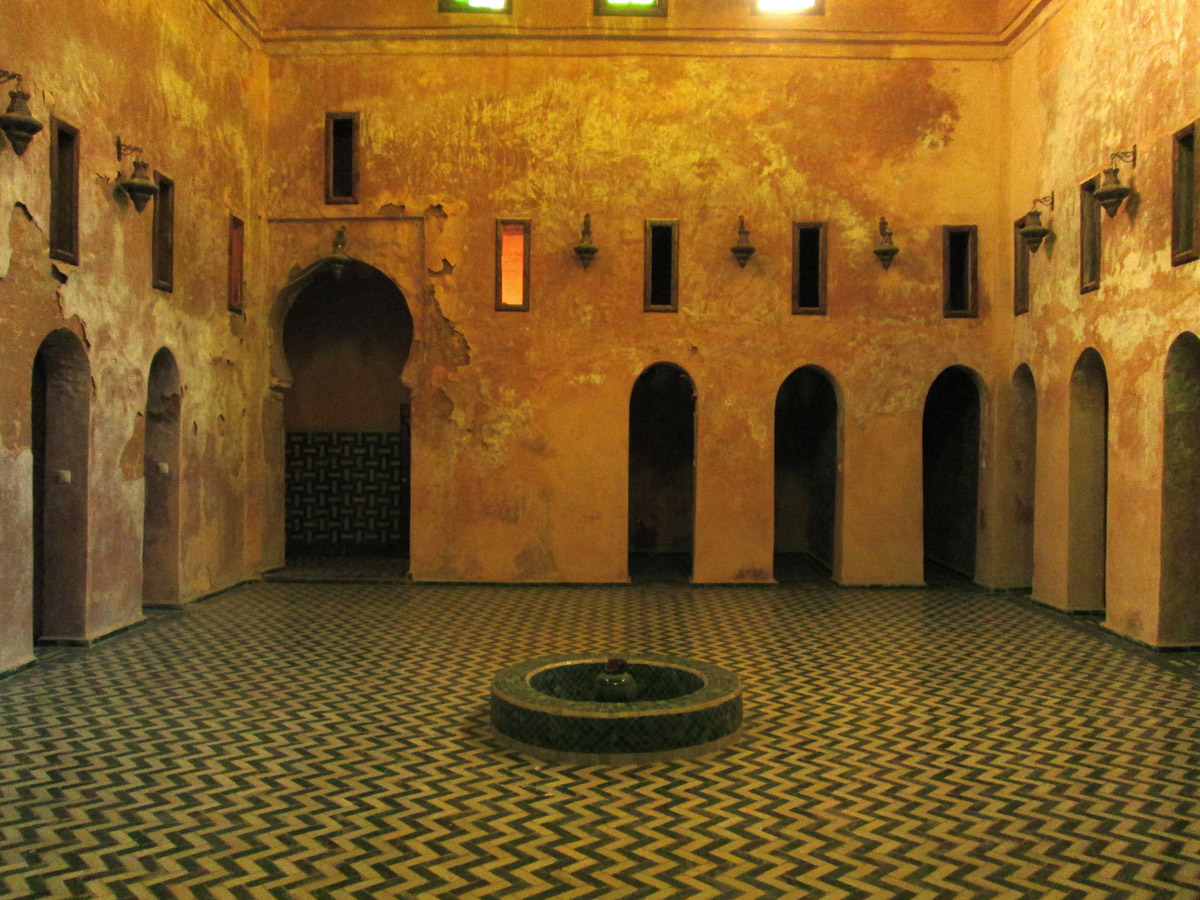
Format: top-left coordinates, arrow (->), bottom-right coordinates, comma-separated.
1094,145 -> 1137,218
115,137 -> 158,213
573,214 -> 598,269
731,216 -> 756,267
329,225 -> 350,280
874,217 -> 898,269
1020,193 -> 1055,253
0,70 -> 43,156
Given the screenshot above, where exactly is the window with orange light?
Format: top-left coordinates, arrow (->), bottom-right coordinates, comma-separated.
496,220 -> 530,311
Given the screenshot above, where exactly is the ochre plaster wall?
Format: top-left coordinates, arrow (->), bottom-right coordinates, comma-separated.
266,46 -> 1010,585
0,0 -> 269,671
1007,0 -> 1200,645
7,0 -> 1199,672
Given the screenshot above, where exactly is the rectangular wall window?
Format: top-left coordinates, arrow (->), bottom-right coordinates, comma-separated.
325,113 -> 359,205
644,220 -> 679,311
1173,122 -> 1198,267
228,215 -> 245,313
942,225 -> 978,317
594,0 -> 667,16
792,222 -> 826,315
1013,216 -> 1030,316
438,0 -> 510,10
1080,176 -> 1101,293
152,172 -> 174,293
495,219 -> 530,311
49,118 -> 79,265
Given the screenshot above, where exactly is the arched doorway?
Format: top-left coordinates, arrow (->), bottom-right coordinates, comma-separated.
282,261 -> 413,562
628,363 -> 696,582
923,366 -> 983,582
1161,333 -> 1200,644
1068,348 -> 1108,612
143,348 -> 181,607
31,329 -> 90,642
774,366 -> 840,582
1011,364 -> 1038,588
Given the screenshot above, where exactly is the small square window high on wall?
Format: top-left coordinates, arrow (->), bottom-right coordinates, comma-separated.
756,0 -> 825,13
594,0 -> 667,17
438,0 -> 510,10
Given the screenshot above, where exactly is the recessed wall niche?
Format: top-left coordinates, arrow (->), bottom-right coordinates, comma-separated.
152,172 -> 174,293
49,118 -> 79,265
1080,177 -> 1101,293
227,215 -> 244,313
943,226 -> 978,317
644,220 -> 679,312
792,222 -> 826,315
1013,216 -> 1030,316
324,112 -> 359,205
1173,122 -> 1198,266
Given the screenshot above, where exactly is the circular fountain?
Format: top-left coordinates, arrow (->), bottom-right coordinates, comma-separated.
489,653 -> 743,764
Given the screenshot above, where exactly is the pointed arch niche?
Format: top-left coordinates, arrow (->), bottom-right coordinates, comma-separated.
1160,332 -> 1200,645
628,363 -> 696,583
774,366 -> 841,582
143,348 -> 182,607
923,366 -> 984,582
279,259 -> 414,560
1068,348 -> 1108,612
31,329 -> 90,642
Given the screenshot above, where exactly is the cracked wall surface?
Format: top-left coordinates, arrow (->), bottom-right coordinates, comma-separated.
265,45 -> 1007,584
1006,0 -> 1200,644
0,0 -> 268,670
3,0 -> 1199,671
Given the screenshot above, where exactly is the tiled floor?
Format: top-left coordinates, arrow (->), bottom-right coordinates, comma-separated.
3,579 -> 1199,899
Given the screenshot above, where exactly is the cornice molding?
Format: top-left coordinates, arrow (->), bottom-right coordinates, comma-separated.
207,0 -> 1069,60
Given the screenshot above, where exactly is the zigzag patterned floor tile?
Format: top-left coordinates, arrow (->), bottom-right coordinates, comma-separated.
2,582 -> 1199,899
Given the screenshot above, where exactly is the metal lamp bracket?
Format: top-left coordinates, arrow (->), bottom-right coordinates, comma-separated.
1032,192 -> 1054,212
1109,145 -> 1137,169
115,136 -> 144,161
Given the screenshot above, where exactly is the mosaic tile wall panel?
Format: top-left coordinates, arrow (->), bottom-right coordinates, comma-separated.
285,431 -> 408,553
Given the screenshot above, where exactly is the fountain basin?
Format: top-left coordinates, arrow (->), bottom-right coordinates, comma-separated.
490,653 -> 742,764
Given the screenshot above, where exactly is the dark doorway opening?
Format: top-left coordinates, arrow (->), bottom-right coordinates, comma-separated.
1068,348 -> 1108,612
1162,332 -> 1200,645
923,366 -> 982,582
282,261 -> 413,569
32,329 -> 90,643
774,366 -> 839,583
143,348 -> 181,607
1011,364 -> 1038,589
628,363 -> 695,582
